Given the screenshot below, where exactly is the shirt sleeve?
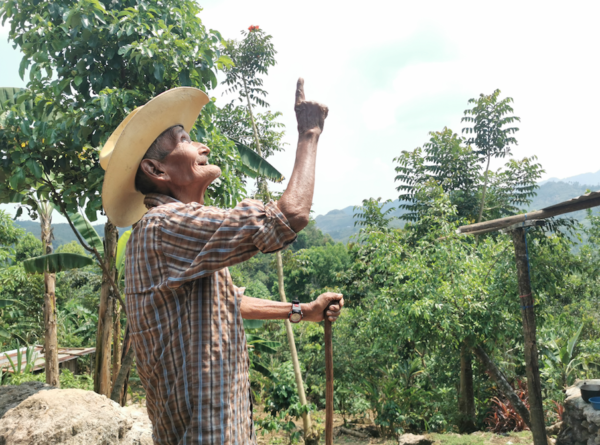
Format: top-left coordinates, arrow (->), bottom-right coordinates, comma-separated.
162,199 -> 296,289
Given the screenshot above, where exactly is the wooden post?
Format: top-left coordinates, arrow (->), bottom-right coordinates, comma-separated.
510,227 -> 547,445
324,308 -> 334,445
276,251 -> 318,445
473,345 -> 531,428
458,342 -> 476,432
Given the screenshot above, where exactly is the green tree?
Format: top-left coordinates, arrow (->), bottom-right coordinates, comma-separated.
394,91 -> 543,431
461,89 -> 522,224
0,0 -> 248,395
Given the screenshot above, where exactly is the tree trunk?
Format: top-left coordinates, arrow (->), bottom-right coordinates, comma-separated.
473,345 -> 531,428
457,342 -> 476,432
94,220 -> 118,396
111,305 -> 121,392
476,155 -> 492,224
40,202 -> 59,387
276,251 -> 319,445
111,324 -> 133,406
511,227 -> 547,445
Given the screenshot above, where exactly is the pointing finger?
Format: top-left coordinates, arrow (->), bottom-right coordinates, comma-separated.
295,77 -> 305,106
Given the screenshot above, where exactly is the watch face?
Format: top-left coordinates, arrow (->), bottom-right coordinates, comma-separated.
290,313 -> 302,323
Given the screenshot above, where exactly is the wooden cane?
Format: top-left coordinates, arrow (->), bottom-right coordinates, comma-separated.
324,302 -> 334,445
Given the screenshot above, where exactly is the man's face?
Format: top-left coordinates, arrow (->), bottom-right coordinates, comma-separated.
153,126 -> 221,197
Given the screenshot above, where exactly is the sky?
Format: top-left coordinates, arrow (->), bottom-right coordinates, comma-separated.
1,0 -> 599,222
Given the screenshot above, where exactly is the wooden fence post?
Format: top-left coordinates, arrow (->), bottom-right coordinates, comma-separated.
510,227 -> 547,445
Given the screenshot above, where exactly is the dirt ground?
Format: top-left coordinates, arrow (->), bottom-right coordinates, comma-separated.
254,411 -> 536,445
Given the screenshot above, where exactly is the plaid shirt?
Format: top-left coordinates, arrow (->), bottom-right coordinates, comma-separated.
125,194 -> 296,445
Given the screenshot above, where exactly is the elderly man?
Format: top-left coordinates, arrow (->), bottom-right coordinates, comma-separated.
100,79 -> 344,444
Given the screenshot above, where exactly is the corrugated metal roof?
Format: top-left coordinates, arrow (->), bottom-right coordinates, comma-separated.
0,346 -> 95,373
542,189 -> 600,211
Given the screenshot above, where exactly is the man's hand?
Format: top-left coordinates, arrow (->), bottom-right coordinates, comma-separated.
294,78 -> 329,136
303,292 -> 344,323
277,78 -> 328,232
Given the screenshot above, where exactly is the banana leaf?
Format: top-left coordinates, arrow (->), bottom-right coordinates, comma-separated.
251,362 -> 273,379
23,252 -> 95,274
231,139 -> 285,183
116,230 -> 131,282
50,203 -> 104,257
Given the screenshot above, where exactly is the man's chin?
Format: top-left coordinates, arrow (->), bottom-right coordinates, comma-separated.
210,165 -> 222,180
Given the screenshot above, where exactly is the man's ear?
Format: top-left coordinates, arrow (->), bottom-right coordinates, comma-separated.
140,159 -> 170,182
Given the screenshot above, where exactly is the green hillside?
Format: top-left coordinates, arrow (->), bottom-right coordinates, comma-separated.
14,220 -> 128,249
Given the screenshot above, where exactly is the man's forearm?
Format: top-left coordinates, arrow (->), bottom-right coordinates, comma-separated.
241,295 -> 310,320
277,131 -> 319,232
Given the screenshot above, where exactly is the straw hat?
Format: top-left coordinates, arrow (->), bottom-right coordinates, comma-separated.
100,87 -> 210,227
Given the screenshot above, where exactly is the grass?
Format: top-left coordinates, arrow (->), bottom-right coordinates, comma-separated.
429,431 -> 533,445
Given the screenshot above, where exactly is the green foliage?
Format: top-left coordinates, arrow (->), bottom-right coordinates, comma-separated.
10,233 -> 42,259
540,323 -> 585,392
395,92 -> 543,225
353,197 -> 396,230
264,361 -> 300,416
222,28 -> 276,109
0,0 -> 245,221
216,105 -> 287,160
7,369 -> 93,390
282,242 -> 349,302
23,252 -> 94,274
232,139 -> 284,182
291,220 -> 334,251
2,344 -> 38,376
462,90 -> 520,160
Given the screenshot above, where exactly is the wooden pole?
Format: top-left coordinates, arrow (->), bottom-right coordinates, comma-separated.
458,195 -> 600,235
276,252 -> 318,444
324,306 -> 334,445
510,227 -> 547,445
473,345 -> 531,429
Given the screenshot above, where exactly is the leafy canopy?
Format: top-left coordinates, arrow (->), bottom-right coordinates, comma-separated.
0,0 -> 244,221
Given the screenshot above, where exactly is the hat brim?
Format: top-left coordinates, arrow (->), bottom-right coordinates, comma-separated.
101,88 -> 210,227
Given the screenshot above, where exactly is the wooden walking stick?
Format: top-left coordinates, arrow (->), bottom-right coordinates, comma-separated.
324,302 -> 334,445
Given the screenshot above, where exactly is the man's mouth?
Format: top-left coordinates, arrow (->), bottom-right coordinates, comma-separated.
197,155 -> 209,166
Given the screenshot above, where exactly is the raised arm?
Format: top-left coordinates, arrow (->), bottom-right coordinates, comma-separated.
277,78 -> 328,232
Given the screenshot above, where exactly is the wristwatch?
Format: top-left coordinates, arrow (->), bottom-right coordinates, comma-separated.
288,299 -> 303,323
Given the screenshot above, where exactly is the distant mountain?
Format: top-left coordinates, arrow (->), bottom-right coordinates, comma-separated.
13,179 -> 600,247
314,201 -> 405,244
314,181 -> 600,243
14,220 -> 128,250
540,170 -> 600,186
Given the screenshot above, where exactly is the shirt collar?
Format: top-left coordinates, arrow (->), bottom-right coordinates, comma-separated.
144,193 -> 182,210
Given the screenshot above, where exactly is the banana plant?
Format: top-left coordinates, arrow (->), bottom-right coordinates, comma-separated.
231,139 -> 284,182
542,323 -> 585,389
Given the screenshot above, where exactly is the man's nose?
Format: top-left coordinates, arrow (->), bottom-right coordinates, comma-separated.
194,142 -> 210,155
